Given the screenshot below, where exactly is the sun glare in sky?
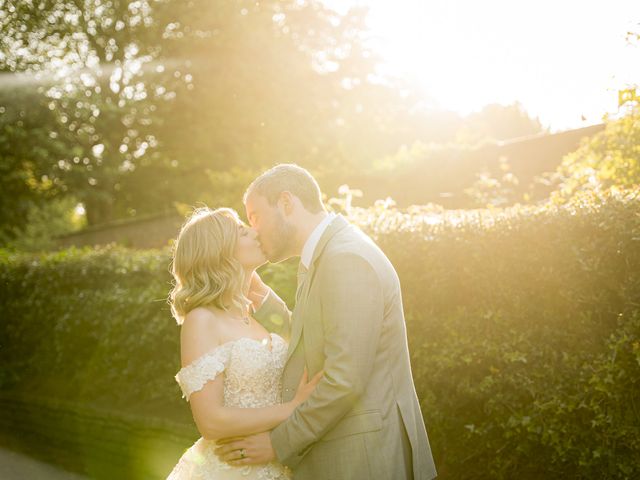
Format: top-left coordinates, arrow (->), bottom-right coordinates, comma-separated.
323,0 -> 640,131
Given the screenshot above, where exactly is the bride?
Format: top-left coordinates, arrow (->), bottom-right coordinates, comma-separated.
166,207 -> 321,479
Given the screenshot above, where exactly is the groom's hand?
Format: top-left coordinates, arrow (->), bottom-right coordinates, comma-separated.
214,431 -> 276,466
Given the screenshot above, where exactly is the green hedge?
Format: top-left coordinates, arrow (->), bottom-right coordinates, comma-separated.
360,192 -> 640,479
1,189 -> 639,479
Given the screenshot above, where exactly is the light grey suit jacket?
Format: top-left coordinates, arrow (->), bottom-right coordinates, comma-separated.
255,214 -> 437,480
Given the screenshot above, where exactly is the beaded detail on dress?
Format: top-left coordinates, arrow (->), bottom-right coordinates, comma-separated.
167,333 -> 291,480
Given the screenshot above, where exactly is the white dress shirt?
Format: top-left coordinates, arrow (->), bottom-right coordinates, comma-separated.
252,212 -> 336,312
300,213 -> 336,269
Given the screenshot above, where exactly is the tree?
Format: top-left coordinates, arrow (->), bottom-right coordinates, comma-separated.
0,0 -> 177,227
1,0 -> 418,230
548,25 -> 639,202
457,102 -> 545,144
550,107 -> 640,202
0,0 -> 550,241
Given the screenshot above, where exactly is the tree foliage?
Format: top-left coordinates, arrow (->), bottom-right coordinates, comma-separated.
0,0 -> 550,242
551,107 -> 640,202
456,102 -> 545,144
0,0 -> 416,228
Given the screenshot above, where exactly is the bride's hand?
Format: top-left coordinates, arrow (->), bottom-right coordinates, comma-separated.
291,368 -> 323,408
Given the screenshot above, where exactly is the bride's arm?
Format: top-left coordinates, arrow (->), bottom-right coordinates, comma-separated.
190,375 -> 301,441
181,309 -> 317,440
248,271 -> 292,340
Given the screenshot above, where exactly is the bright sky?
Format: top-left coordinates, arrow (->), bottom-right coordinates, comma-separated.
323,0 -> 640,131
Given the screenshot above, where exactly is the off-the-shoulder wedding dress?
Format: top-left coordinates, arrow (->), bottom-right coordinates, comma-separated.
167,333 -> 291,480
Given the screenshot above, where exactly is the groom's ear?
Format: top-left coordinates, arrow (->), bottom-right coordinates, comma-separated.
278,191 -> 295,216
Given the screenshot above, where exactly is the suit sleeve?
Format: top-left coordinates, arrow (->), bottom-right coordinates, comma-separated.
252,288 -> 292,340
270,253 -> 384,466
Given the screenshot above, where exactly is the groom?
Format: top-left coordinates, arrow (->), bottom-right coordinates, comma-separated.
215,164 -> 437,479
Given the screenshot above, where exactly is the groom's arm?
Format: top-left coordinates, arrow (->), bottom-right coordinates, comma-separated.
270,252 -> 384,466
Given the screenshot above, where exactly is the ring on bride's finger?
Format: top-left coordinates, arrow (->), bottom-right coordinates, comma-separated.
240,448 -> 246,459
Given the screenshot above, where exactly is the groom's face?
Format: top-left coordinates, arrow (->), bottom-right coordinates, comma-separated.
245,192 -> 296,263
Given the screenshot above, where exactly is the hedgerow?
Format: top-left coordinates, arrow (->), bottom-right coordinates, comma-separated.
1,189 -> 638,479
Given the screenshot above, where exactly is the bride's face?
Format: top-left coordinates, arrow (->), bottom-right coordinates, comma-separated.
234,223 -> 267,269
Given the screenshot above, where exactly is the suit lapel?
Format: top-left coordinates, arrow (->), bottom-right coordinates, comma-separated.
286,215 -> 349,363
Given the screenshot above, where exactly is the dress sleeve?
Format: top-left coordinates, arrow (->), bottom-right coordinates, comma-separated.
174,342 -> 232,401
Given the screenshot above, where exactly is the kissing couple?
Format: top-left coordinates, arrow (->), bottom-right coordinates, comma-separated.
167,164 -> 437,479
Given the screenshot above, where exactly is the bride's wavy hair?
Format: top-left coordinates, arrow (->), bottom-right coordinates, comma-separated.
169,207 -> 250,325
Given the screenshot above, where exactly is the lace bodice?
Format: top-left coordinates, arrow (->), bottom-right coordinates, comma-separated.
175,333 -> 288,408
168,333 -> 291,480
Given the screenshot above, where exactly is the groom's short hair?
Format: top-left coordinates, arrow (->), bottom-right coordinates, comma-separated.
244,164 -> 325,213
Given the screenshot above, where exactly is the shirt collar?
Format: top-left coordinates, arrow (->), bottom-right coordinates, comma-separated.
300,213 -> 336,269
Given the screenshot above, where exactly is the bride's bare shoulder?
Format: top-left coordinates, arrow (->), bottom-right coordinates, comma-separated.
183,306 -> 224,326
180,307 -> 226,366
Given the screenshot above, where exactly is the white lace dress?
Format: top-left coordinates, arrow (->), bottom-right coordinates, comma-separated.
167,333 -> 291,480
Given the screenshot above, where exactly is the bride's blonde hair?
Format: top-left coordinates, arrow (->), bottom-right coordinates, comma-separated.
169,207 -> 250,324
